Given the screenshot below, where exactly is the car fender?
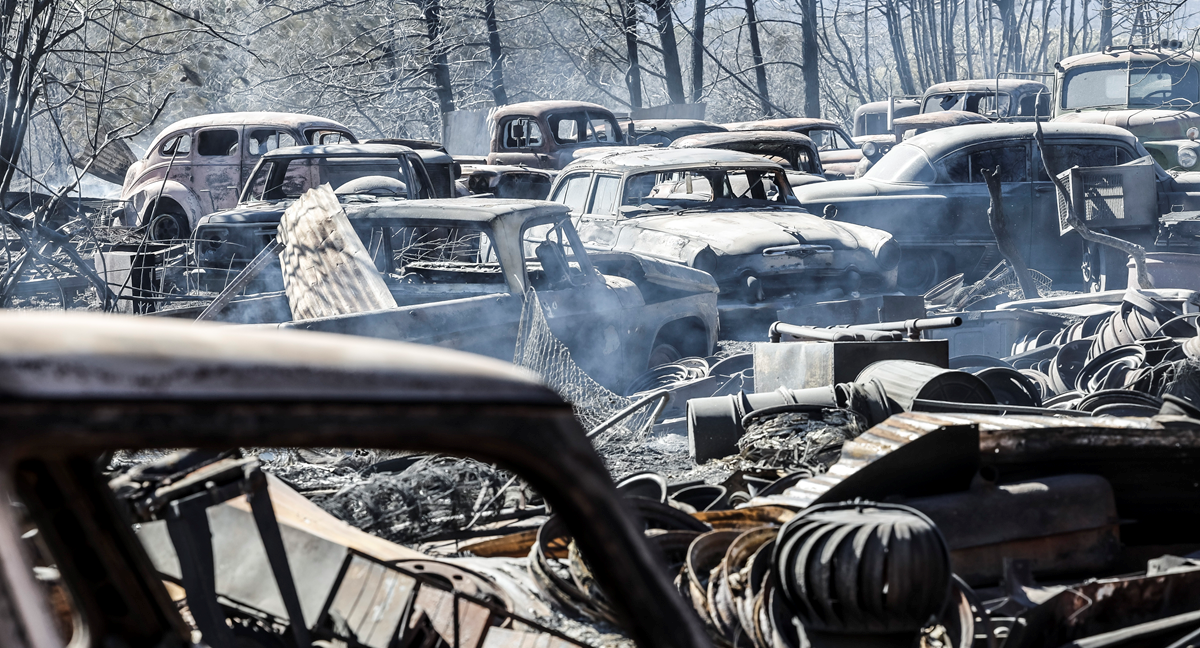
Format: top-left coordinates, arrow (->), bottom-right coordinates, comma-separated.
123,179 -> 204,228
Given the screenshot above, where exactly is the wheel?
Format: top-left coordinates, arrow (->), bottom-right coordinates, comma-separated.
897,253 -> 941,294
647,342 -> 682,369
147,211 -> 189,242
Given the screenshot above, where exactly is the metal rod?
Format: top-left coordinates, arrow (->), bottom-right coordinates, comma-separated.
195,238 -> 282,322
588,389 -> 670,438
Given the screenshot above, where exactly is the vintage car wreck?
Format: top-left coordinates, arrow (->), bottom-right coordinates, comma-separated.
852,98 -> 920,137
855,111 -> 992,178
548,148 -> 899,336
9,311 -> 1200,648
626,119 -> 728,146
220,190 -> 719,390
487,100 -> 626,170
723,117 -> 860,177
1052,46 -> 1200,171
668,130 -> 831,189
795,122 -> 1180,292
920,78 -> 1051,121
120,112 -> 357,240
192,143 -> 435,283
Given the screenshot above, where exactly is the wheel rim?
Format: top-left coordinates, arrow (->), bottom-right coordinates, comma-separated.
150,214 -> 184,241
648,343 -> 682,369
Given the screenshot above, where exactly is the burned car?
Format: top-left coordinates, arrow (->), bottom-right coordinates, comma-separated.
0,311 -> 708,648
548,148 -> 899,336
121,112 -> 356,240
795,122 -> 1165,292
668,130 -> 831,189
852,98 -> 920,137
367,138 -> 460,198
920,78 -> 1051,121
723,117 -> 860,177
855,111 -> 991,178
259,193 -> 719,389
487,100 -> 625,169
192,143 -> 434,282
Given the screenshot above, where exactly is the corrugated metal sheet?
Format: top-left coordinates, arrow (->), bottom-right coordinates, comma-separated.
277,184 -> 397,321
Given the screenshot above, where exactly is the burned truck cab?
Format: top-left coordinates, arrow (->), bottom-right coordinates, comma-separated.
487,101 -> 626,170
1052,45 -> 1200,172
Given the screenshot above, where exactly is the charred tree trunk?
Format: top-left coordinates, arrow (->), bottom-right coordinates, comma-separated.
650,0 -> 687,105
483,0 -> 507,105
624,0 -> 644,108
800,0 -> 821,116
865,0 -> 874,99
1099,0 -> 1112,48
1067,0 -> 1076,56
885,0 -> 917,95
690,0 -> 705,103
420,0 -> 456,114
964,0 -> 975,78
744,0 -> 772,116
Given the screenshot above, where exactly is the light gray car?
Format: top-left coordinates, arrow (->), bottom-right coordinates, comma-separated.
548,148 -> 900,336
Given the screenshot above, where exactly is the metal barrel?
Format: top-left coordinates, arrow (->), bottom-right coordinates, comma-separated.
687,387 -> 838,462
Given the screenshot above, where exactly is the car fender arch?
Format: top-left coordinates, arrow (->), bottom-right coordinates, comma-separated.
125,180 -> 203,229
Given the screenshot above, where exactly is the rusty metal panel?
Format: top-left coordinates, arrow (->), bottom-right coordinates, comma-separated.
277,184 -> 398,321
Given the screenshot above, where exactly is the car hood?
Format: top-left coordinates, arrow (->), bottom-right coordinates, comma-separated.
197,202 -> 292,226
622,208 -> 878,256
1054,110 -> 1200,141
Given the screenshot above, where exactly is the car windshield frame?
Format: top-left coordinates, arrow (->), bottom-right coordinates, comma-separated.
861,143 -> 938,183
239,154 -> 415,203
615,164 -> 795,213
1062,61 -> 1200,110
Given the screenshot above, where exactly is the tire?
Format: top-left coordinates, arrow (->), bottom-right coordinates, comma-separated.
897,253 -> 941,295
647,342 -> 683,369
148,211 -> 190,242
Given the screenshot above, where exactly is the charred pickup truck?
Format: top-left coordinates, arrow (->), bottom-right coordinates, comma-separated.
723,117 -> 860,177
121,112 -> 357,240
547,148 -> 899,337
255,192 -> 719,390
668,130 -> 832,189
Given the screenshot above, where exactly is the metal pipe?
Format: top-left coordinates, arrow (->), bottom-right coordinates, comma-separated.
588,389 -> 670,439
770,317 -> 960,343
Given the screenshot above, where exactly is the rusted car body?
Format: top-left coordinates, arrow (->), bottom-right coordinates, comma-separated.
269,198 -> 718,389
920,78 -> 1051,121
367,138 -> 460,198
548,148 -> 899,336
0,311 -> 708,648
627,119 -> 727,145
852,99 -> 920,137
794,122 -> 1171,292
487,101 -> 625,169
668,130 -> 830,188
192,144 -> 433,281
120,112 -> 356,239
723,117 -> 861,177
855,111 -> 992,177
1053,47 -> 1200,171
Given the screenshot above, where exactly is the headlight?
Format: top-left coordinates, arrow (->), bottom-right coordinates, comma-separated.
861,142 -> 877,158
874,237 -> 901,271
1179,146 -> 1198,168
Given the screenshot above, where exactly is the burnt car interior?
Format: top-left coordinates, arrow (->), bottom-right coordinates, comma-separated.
245,157 -> 421,201
502,118 -> 544,148
621,168 -> 792,209
548,112 -> 622,145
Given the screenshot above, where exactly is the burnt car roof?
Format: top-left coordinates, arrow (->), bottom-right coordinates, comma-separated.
922,78 -> 1050,94
853,99 -> 920,117
723,117 -> 843,132
0,310 -> 557,403
901,121 -> 1140,156
669,130 -> 817,149
490,100 -> 615,120
565,147 -> 784,172
893,111 -> 992,128
262,143 -> 417,159
1059,47 -> 1199,69
149,112 -> 351,151
344,197 -> 570,228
